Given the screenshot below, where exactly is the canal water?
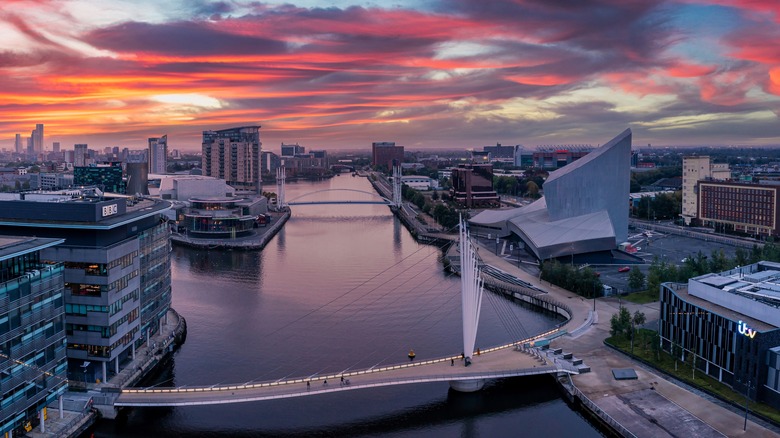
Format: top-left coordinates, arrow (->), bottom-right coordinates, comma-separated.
94,176 -> 602,437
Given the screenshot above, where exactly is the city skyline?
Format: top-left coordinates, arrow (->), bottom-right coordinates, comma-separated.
1,0 -> 779,151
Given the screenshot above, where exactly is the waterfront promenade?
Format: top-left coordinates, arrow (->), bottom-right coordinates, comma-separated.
26,309 -> 186,437
474,241 -> 779,437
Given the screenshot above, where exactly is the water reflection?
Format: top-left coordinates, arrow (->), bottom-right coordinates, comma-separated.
91,176 -> 599,437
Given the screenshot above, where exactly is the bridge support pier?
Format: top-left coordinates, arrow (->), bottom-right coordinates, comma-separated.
449,379 -> 485,393
94,403 -> 118,420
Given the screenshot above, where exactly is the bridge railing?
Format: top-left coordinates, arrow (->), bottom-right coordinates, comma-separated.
122,327 -> 570,395
481,274 -> 573,322
116,366 -> 578,405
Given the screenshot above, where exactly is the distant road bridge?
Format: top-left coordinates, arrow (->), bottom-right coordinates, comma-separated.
286,189 -> 394,206
276,169 -> 402,208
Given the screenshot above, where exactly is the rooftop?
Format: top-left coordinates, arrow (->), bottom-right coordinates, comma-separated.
672,284 -> 776,331
0,191 -> 170,230
0,236 -> 64,262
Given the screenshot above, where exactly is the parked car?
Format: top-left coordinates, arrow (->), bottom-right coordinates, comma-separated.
618,266 -> 630,273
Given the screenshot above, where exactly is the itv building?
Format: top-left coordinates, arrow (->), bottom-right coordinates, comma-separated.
660,261 -> 780,409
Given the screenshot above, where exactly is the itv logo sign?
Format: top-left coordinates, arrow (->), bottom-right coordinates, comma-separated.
738,320 -> 757,339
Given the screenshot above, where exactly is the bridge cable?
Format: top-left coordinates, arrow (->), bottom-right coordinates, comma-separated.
249,235 -> 460,379
274,246 -> 465,378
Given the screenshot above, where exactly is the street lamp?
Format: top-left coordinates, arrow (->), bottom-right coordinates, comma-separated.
496,237 -> 500,255
737,377 -> 756,431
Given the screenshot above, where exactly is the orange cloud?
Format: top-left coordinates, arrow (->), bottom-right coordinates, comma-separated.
769,67 -> 780,95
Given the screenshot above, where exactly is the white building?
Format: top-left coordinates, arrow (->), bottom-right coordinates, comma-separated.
681,156 -> 730,225
401,175 -> 438,190
150,174 -> 236,201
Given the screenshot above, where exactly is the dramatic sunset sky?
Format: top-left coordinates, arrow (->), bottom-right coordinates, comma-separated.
2,0 -> 779,152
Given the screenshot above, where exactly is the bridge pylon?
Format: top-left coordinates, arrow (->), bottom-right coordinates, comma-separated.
446,217 -> 486,392
459,217 -> 484,364
276,166 -> 287,209
392,166 -> 402,208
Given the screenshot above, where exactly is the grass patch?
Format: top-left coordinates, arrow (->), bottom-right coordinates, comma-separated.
620,289 -> 659,304
606,329 -> 780,425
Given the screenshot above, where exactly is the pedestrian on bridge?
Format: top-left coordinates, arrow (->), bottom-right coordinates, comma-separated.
306,381 -> 310,390
451,358 -> 454,366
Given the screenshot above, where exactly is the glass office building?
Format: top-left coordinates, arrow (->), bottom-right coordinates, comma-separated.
0,236 -> 68,436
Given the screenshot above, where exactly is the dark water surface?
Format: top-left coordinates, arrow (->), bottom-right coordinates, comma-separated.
94,176 -> 601,437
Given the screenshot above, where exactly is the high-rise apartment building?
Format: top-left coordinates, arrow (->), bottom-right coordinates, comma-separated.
202,126 -> 262,193
372,142 -> 404,170
0,236 -> 68,436
74,144 -> 88,167
148,135 -> 168,174
52,141 -> 60,153
0,192 -> 172,384
681,156 -> 730,225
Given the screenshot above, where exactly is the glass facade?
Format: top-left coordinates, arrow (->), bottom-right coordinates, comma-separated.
0,243 -> 67,436
74,162 -> 126,194
659,282 -> 780,406
138,223 -> 171,344
659,283 -> 738,385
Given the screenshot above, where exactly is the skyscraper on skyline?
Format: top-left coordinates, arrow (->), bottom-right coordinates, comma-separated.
202,126 -> 262,194
53,141 -> 60,153
148,135 -> 168,174
31,123 -> 43,154
14,133 -> 22,153
74,143 -> 88,167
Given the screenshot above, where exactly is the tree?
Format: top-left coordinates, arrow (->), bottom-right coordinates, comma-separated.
631,310 -> 646,354
526,181 -> 539,197
651,331 -> 661,361
431,190 -> 439,201
630,178 -> 641,193
709,249 -> 728,273
412,192 -> 425,209
733,247 -> 749,267
609,306 -> 632,339
628,267 -> 645,291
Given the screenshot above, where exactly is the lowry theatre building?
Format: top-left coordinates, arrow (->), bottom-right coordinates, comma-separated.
660,261 -> 780,408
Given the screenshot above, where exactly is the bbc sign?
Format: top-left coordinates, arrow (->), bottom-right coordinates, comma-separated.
102,204 -> 118,217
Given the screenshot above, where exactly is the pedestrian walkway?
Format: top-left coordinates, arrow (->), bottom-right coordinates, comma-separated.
473,239 -> 779,437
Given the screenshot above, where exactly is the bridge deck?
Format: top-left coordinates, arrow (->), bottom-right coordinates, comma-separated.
116,343 -> 571,407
